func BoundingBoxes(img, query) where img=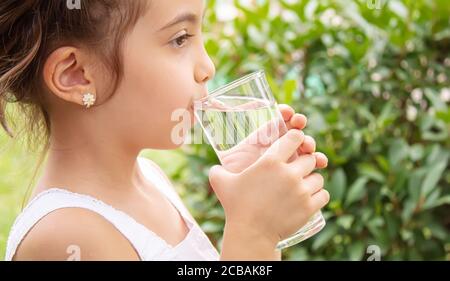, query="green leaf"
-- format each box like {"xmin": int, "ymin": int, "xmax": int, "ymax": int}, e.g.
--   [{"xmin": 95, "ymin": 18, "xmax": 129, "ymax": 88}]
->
[
  {"xmin": 348, "ymin": 241, "xmax": 365, "ymax": 261},
  {"xmin": 422, "ymin": 189, "xmax": 441, "ymax": 210},
  {"xmin": 435, "ymin": 109, "xmax": 450, "ymax": 124},
  {"xmin": 200, "ymin": 221, "xmax": 224, "ymax": 233},
  {"xmin": 385, "ymin": 214, "xmax": 400, "ymax": 241},
  {"xmin": 375, "ymin": 155, "xmax": 390, "ymax": 173},
  {"xmin": 408, "ymin": 169, "xmax": 425, "ymax": 203},
  {"xmin": 366, "ymin": 217, "xmax": 387, "ymax": 244},
  {"xmin": 422, "ymin": 120, "xmax": 449, "ymax": 141},
  {"xmin": 312, "ymin": 223, "xmax": 338, "ymax": 251},
  {"xmin": 345, "ymin": 177, "xmax": 369, "ymax": 207},
  {"xmin": 247, "ymin": 24, "xmax": 266, "ymax": 46},
  {"xmin": 421, "ymin": 158, "xmax": 448, "ymax": 197},
  {"xmin": 401, "ymin": 198, "xmax": 417, "ymax": 223},
  {"xmin": 427, "ymin": 222, "xmax": 449, "ymax": 240},
  {"xmin": 424, "ymin": 88, "xmax": 446, "ymax": 111},
  {"xmin": 327, "ymin": 168, "xmax": 347, "ymax": 203},
  {"xmin": 426, "ymin": 144, "xmax": 443, "ymax": 165},
  {"xmin": 388, "ymin": 0, "xmax": 408, "ymax": 20},
  {"xmin": 424, "ymin": 195, "xmax": 450, "ymax": 210},
  {"xmin": 266, "ymin": 74, "xmax": 282, "ymax": 100},
  {"xmin": 337, "ymin": 215, "xmax": 354, "ymax": 230},
  {"xmin": 282, "ymin": 79, "xmax": 297, "ymax": 104},
  {"xmin": 409, "ymin": 144, "xmax": 424, "ymax": 162},
  {"xmin": 388, "ymin": 139, "xmax": 409, "ymax": 167},
  {"xmin": 358, "ymin": 163, "xmax": 385, "ymax": 183}
]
